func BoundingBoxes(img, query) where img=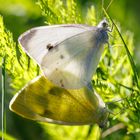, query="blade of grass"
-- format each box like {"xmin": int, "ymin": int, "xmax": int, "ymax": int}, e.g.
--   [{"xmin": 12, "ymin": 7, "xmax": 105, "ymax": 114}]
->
[
  {"xmin": 1, "ymin": 56, "xmax": 6, "ymax": 140},
  {"xmin": 0, "ymin": 131, "xmax": 16, "ymax": 140},
  {"xmin": 102, "ymin": 7, "xmax": 140, "ymax": 89}
]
